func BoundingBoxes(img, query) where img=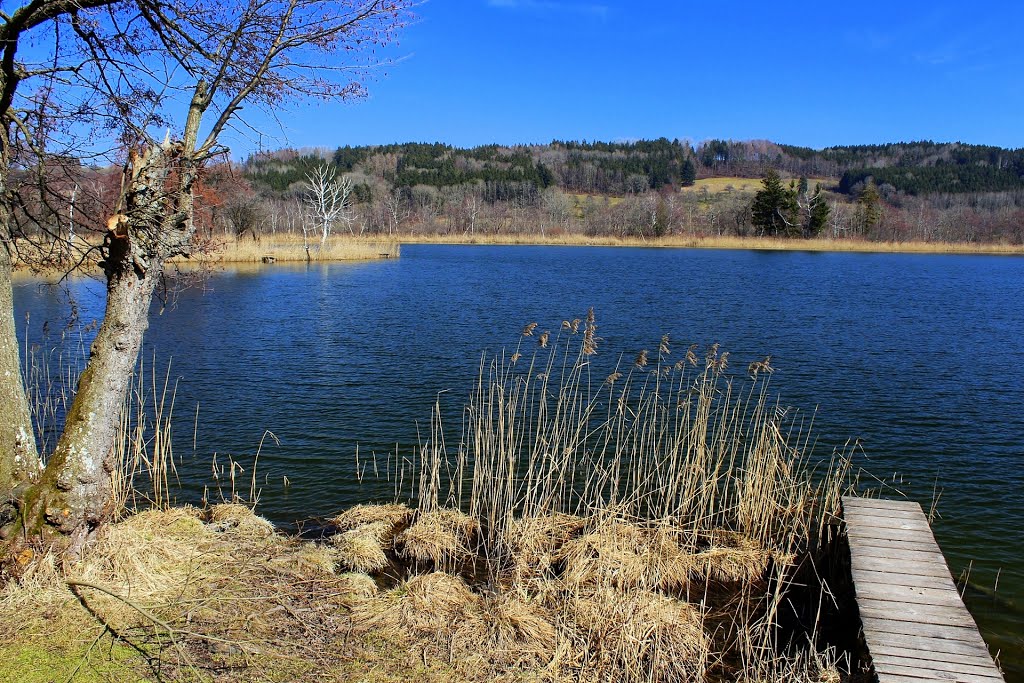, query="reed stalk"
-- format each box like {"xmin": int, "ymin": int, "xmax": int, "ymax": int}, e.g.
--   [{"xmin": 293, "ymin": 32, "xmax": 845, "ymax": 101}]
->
[{"xmin": 23, "ymin": 324, "xmax": 184, "ymax": 517}]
